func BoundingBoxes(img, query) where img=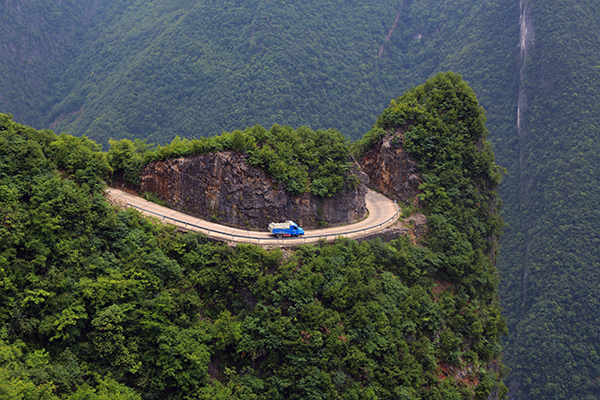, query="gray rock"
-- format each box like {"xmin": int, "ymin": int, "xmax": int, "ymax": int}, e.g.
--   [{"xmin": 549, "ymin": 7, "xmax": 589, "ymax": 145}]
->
[
  {"xmin": 140, "ymin": 151, "xmax": 367, "ymax": 230},
  {"xmin": 357, "ymin": 129, "xmax": 420, "ymax": 205}
]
